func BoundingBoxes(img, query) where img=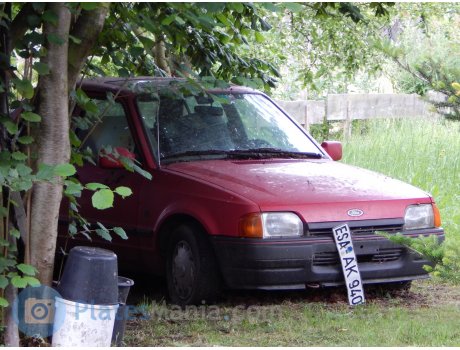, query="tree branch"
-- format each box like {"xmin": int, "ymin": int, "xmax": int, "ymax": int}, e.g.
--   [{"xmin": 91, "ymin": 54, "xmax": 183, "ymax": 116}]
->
[{"xmin": 67, "ymin": 3, "xmax": 110, "ymax": 91}]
